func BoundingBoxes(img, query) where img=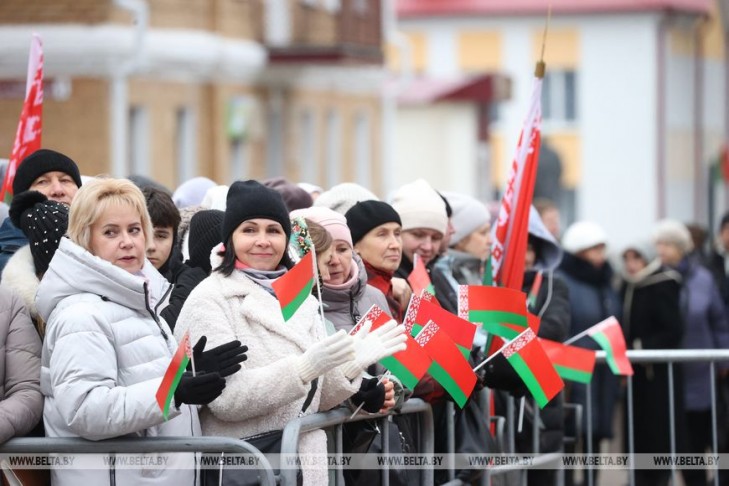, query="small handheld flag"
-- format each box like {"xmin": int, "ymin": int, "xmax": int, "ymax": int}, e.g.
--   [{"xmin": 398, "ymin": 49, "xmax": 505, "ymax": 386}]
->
[
  {"xmin": 539, "ymin": 338, "xmax": 596, "ymax": 384},
  {"xmin": 408, "ymin": 253, "xmax": 435, "ymax": 297},
  {"xmin": 587, "ymin": 317, "xmax": 633, "ymax": 376},
  {"xmin": 156, "ymin": 330, "xmax": 192, "ymax": 420},
  {"xmin": 272, "ymin": 251, "xmax": 315, "ymax": 321}
]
